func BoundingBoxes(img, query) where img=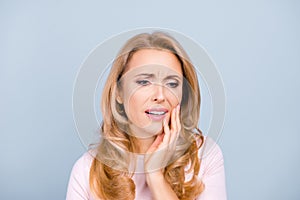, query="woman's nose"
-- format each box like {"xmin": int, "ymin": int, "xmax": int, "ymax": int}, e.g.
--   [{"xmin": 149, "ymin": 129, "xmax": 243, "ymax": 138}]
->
[{"xmin": 152, "ymin": 84, "xmax": 165, "ymax": 102}]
